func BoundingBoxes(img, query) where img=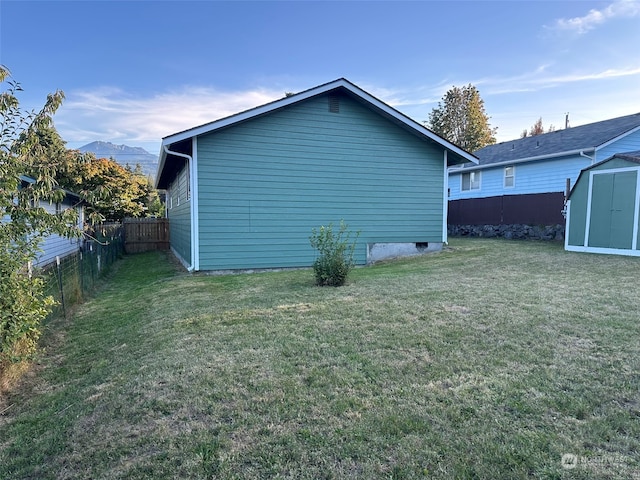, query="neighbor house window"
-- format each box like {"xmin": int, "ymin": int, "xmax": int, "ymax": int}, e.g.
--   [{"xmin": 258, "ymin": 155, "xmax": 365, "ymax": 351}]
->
[
  {"xmin": 504, "ymin": 166, "xmax": 515, "ymax": 188},
  {"xmin": 461, "ymin": 171, "xmax": 481, "ymax": 191}
]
